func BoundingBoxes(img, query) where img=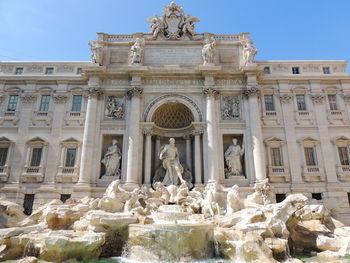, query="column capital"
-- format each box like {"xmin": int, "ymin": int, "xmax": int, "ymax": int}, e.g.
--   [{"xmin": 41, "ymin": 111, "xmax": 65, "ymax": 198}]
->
[
  {"xmin": 203, "ymin": 87, "xmax": 220, "ymax": 98},
  {"xmin": 20, "ymin": 93, "xmax": 37, "ymax": 104},
  {"xmin": 143, "ymin": 127, "xmax": 153, "ymax": 136},
  {"xmin": 126, "ymin": 86, "xmax": 143, "ymax": 99},
  {"xmin": 243, "ymin": 85, "xmax": 260, "ymax": 97},
  {"xmin": 311, "ymin": 93, "xmax": 325, "ymax": 104},
  {"xmin": 280, "ymin": 94, "xmax": 293, "ymax": 104},
  {"xmin": 86, "ymin": 86, "xmax": 104, "ymax": 100},
  {"xmin": 191, "ymin": 129, "xmax": 204, "ymax": 136}
]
